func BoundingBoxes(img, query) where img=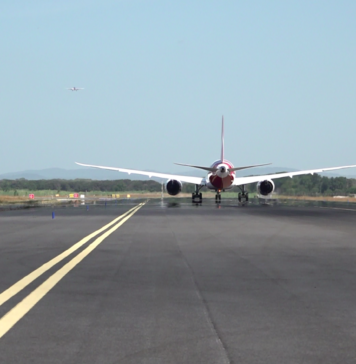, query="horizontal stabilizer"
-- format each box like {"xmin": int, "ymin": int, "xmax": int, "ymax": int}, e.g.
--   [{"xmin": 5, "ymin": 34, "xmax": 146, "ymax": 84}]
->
[
  {"xmin": 228, "ymin": 163, "xmax": 272, "ymax": 172},
  {"xmin": 174, "ymin": 163, "xmax": 217, "ymax": 172},
  {"xmin": 175, "ymin": 162, "xmax": 271, "ymax": 173}
]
